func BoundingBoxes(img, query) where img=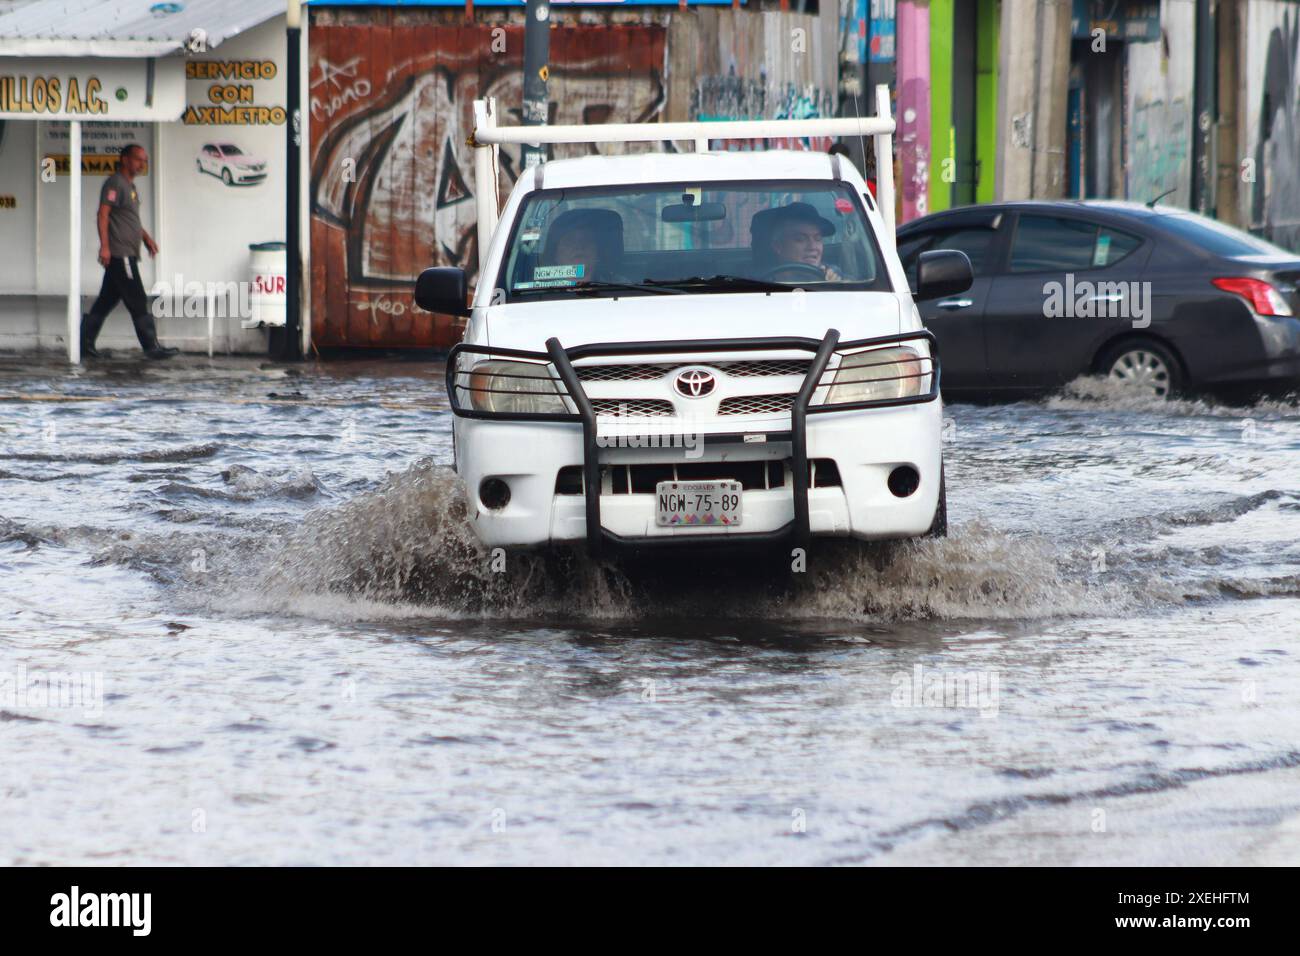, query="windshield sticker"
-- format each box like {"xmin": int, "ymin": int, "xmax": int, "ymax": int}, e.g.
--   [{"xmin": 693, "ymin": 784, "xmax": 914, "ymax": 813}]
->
[
  {"xmin": 1093, "ymin": 234, "xmax": 1112, "ymax": 267},
  {"xmin": 515, "ymin": 280, "xmax": 573, "ymax": 290},
  {"xmin": 834, "ymin": 197, "xmax": 854, "ymax": 214}
]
